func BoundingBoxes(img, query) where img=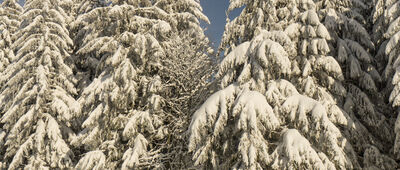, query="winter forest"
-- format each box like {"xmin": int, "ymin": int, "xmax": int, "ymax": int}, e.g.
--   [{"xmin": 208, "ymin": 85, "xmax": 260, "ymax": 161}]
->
[{"xmin": 2, "ymin": 0, "xmax": 400, "ymax": 169}]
